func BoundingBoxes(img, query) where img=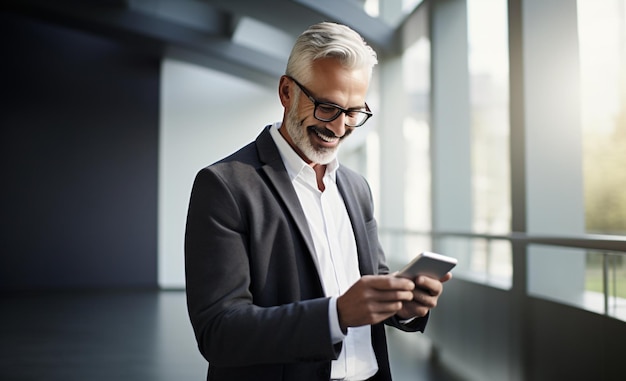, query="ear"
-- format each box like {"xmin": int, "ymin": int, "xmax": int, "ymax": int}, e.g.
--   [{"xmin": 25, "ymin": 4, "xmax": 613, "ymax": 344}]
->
[{"xmin": 278, "ymin": 75, "xmax": 292, "ymax": 108}]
